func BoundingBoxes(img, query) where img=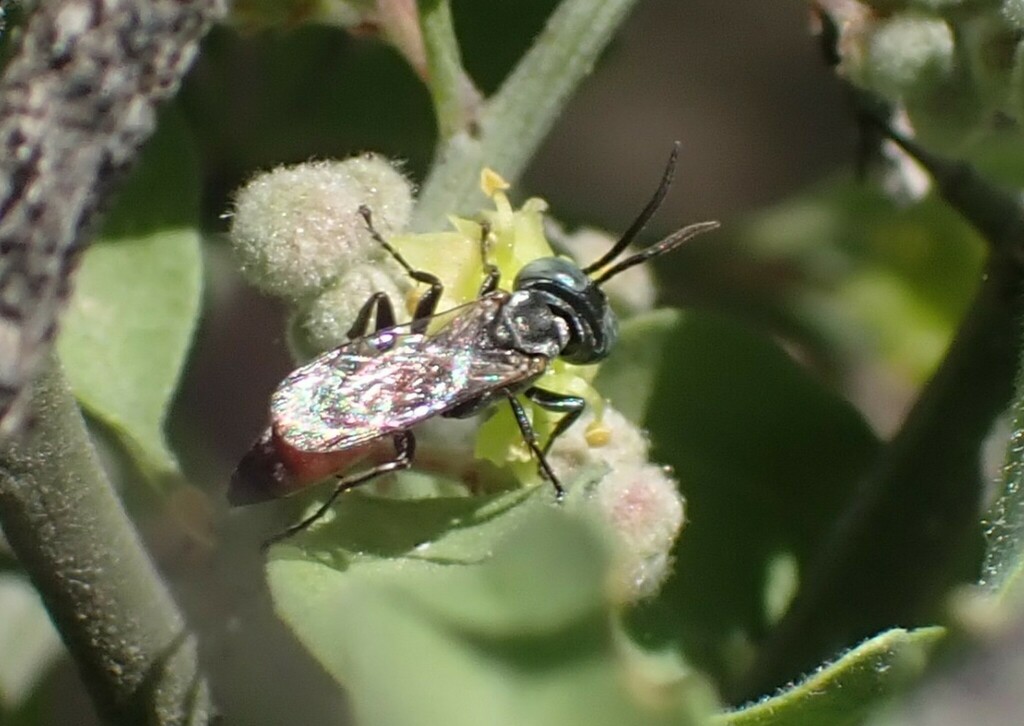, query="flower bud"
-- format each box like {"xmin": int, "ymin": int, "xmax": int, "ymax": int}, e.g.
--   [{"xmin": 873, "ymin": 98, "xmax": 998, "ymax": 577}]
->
[
  {"xmin": 593, "ymin": 462, "xmax": 685, "ymax": 603},
  {"xmin": 229, "ymin": 155, "xmax": 413, "ymax": 300},
  {"xmin": 549, "ymin": 405, "xmax": 685, "ymax": 601},
  {"xmin": 907, "ymin": 0, "xmax": 970, "ymax": 12},
  {"xmin": 230, "ymin": 0, "xmax": 369, "ymax": 29},
  {"xmin": 1004, "ymin": 0, "xmax": 1024, "ymax": 29},
  {"xmin": 548, "ymin": 406, "xmax": 650, "ymax": 476},
  {"xmin": 849, "ymin": 14, "xmax": 955, "ymax": 101},
  {"xmin": 289, "ymin": 262, "xmax": 409, "ymax": 360}
]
